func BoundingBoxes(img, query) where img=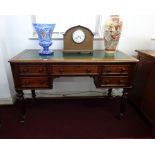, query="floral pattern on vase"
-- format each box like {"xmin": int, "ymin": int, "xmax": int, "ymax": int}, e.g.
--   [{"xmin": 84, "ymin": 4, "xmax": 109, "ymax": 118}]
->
[
  {"xmin": 33, "ymin": 23, "xmax": 55, "ymax": 55},
  {"xmin": 104, "ymin": 15, "xmax": 122, "ymax": 54}
]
